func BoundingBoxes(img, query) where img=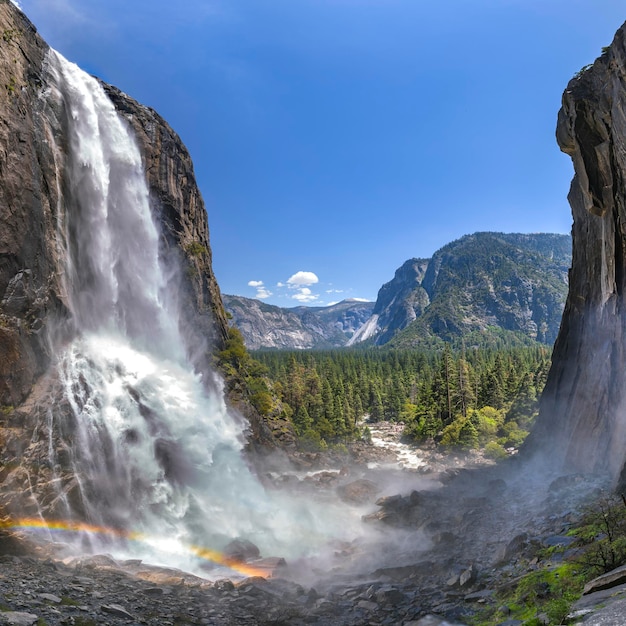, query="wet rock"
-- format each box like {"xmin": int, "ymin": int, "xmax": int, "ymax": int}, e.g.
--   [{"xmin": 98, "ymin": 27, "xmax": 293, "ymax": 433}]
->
[
  {"xmin": 583, "ymin": 563, "xmax": 626, "ymax": 595},
  {"xmin": 262, "ymin": 578, "xmax": 305, "ymax": 600},
  {"xmin": 336, "ymin": 478, "xmax": 381, "ymax": 505},
  {"xmin": 66, "ymin": 554, "xmax": 119, "ymax": 570},
  {"xmin": 0, "ymin": 614, "xmax": 40, "ymax": 626},
  {"xmin": 464, "ymin": 589, "xmax": 493, "ymax": 603},
  {"xmin": 362, "ymin": 509, "xmax": 392, "ymax": 524},
  {"xmin": 38, "ymin": 593, "xmax": 61, "ymax": 603},
  {"xmin": 141, "ymin": 587, "xmax": 164, "ymax": 597},
  {"xmin": 458, "ymin": 565, "xmax": 475, "ymax": 587},
  {"xmin": 101, "ymin": 604, "xmax": 134, "ymax": 619},
  {"xmin": 502, "ymin": 533, "xmax": 528, "ymax": 563},
  {"xmin": 432, "ymin": 531, "xmax": 460, "ymax": 548},
  {"xmin": 541, "ymin": 534, "xmax": 575, "ymax": 548},
  {"xmin": 375, "ymin": 494, "xmax": 404, "ymax": 508},
  {"xmin": 130, "ymin": 563, "xmax": 203, "ymax": 586},
  {"xmin": 404, "ymin": 616, "xmax": 467, "ymax": 625},
  {"xmin": 446, "ymin": 574, "xmax": 460, "ymax": 587},
  {"xmin": 305, "ymin": 588, "xmax": 320, "ymax": 606},
  {"xmin": 304, "ymin": 470, "xmax": 341, "ymax": 487},
  {"xmin": 357, "ymin": 600, "xmax": 378, "ymax": 611},
  {"xmin": 571, "ymin": 581, "xmax": 626, "ymax": 619},
  {"xmin": 371, "ymin": 564, "xmax": 424, "ymax": 581},
  {"xmin": 214, "ymin": 579, "xmax": 235, "ymax": 592},
  {"xmin": 247, "ymin": 556, "xmax": 287, "ymax": 578},
  {"xmin": 548, "ymin": 474, "xmax": 585, "ymax": 493},
  {"xmin": 374, "ymin": 585, "xmax": 406, "ymax": 604},
  {"xmin": 223, "ymin": 538, "xmax": 261, "ymax": 562},
  {"xmin": 313, "ymin": 598, "xmax": 335, "ymax": 612},
  {"xmin": 409, "ymin": 490, "xmax": 423, "ymax": 506}
]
